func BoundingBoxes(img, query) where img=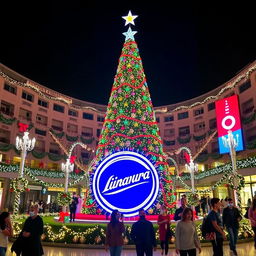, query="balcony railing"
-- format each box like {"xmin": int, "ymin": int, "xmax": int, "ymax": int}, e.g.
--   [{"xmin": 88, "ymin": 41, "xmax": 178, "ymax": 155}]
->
[
  {"xmin": 51, "ymin": 125, "xmax": 63, "ymax": 132},
  {"xmin": 243, "ymin": 106, "xmax": 254, "ymax": 114}
]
